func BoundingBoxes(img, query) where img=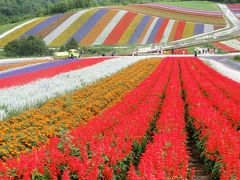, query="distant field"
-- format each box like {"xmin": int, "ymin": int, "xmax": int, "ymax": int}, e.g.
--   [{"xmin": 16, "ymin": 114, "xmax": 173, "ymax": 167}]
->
[
  {"xmin": 0, "ymin": 1, "xmax": 225, "ymax": 47},
  {"xmin": 157, "ymin": 1, "xmax": 220, "ymax": 12}
]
